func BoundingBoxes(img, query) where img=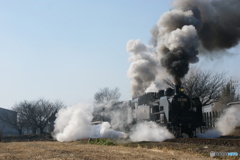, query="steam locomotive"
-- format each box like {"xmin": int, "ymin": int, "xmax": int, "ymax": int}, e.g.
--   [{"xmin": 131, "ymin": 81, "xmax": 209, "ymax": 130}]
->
[
  {"xmin": 131, "ymin": 85, "xmax": 205, "ymax": 137},
  {"xmin": 92, "ymin": 85, "xmax": 205, "ymax": 138}
]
